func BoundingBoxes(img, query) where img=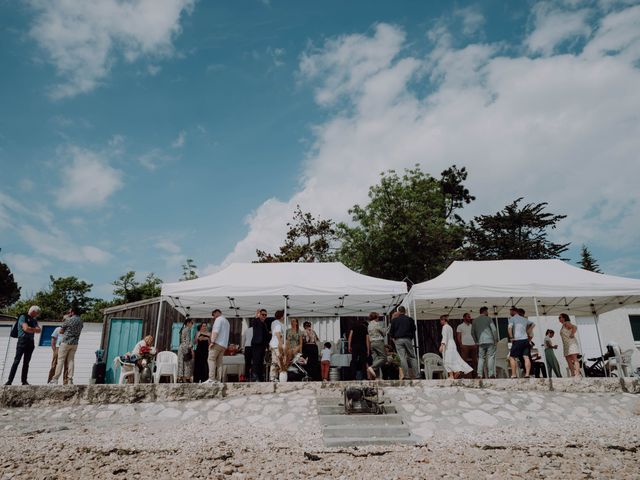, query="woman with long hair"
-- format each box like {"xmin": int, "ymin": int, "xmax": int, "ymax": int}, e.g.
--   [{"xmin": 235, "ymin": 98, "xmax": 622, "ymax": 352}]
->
[
  {"xmin": 301, "ymin": 321, "xmax": 320, "ymax": 381},
  {"xmin": 559, "ymin": 313, "xmax": 581, "ymax": 376},
  {"xmin": 193, "ymin": 322, "xmax": 211, "ymax": 383},
  {"xmin": 348, "ymin": 317, "xmax": 371, "ymax": 381},
  {"xmin": 177, "ymin": 318, "xmax": 194, "ymax": 382},
  {"xmin": 286, "ymin": 318, "xmax": 302, "ymax": 355},
  {"xmin": 439, "ymin": 315, "xmax": 472, "ymax": 379}
]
